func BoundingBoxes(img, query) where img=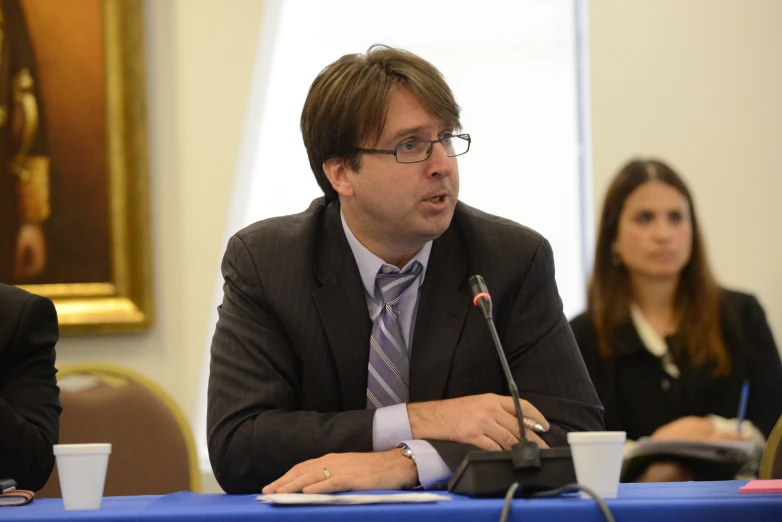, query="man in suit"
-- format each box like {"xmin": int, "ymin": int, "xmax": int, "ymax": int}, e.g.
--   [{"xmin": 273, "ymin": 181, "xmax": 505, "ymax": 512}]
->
[
  {"xmin": 207, "ymin": 45, "xmax": 604, "ymax": 495},
  {"xmin": 0, "ymin": 283, "xmax": 61, "ymax": 491}
]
